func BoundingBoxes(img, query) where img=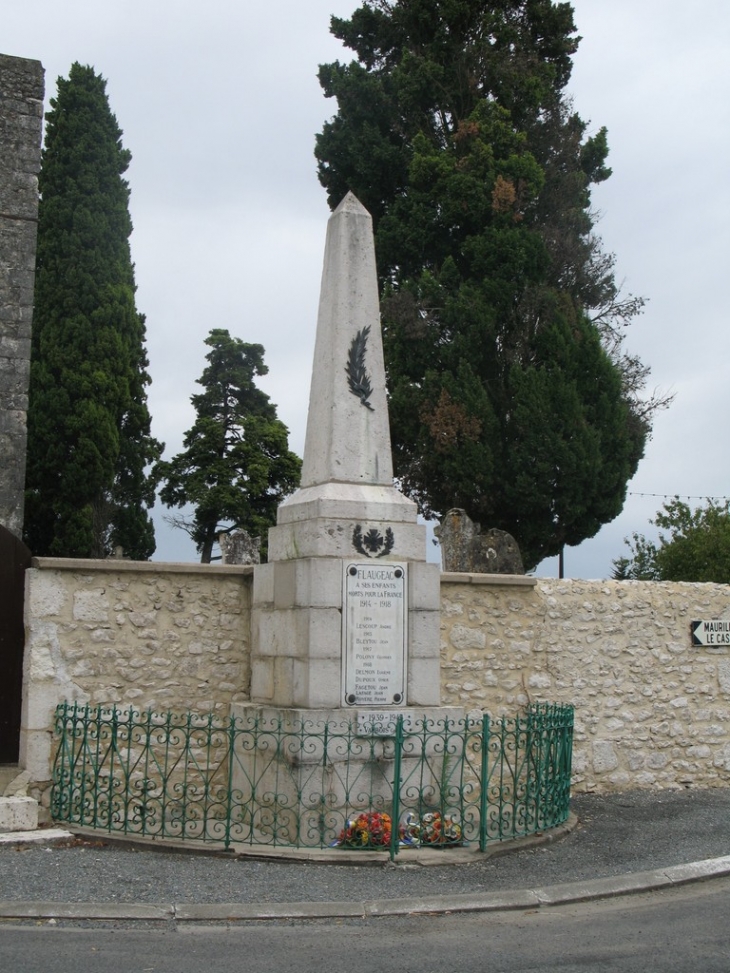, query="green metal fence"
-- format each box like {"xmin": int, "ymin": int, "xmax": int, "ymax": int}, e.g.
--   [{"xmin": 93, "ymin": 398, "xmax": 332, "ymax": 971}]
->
[{"xmin": 51, "ymin": 701, "xmax": 573, "ymax": 859}]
